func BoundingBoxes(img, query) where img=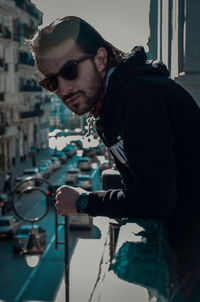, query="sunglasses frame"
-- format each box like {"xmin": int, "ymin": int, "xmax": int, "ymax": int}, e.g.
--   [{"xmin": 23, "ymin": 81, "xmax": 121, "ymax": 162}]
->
[{"xmin": 39, "ymin": 54, "xmax": 94, "ymax": 92}]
